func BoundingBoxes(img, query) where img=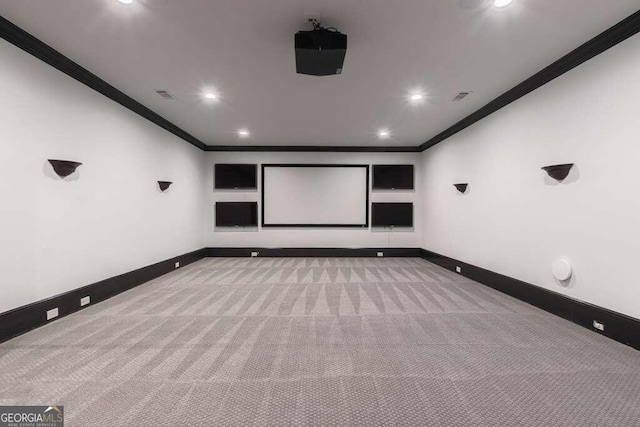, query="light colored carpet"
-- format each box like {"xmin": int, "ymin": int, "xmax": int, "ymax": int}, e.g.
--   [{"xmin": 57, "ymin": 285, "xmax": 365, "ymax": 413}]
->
[{"xmin": 1, "ymin": 257, "xmax": 639, "ymax": 426}]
